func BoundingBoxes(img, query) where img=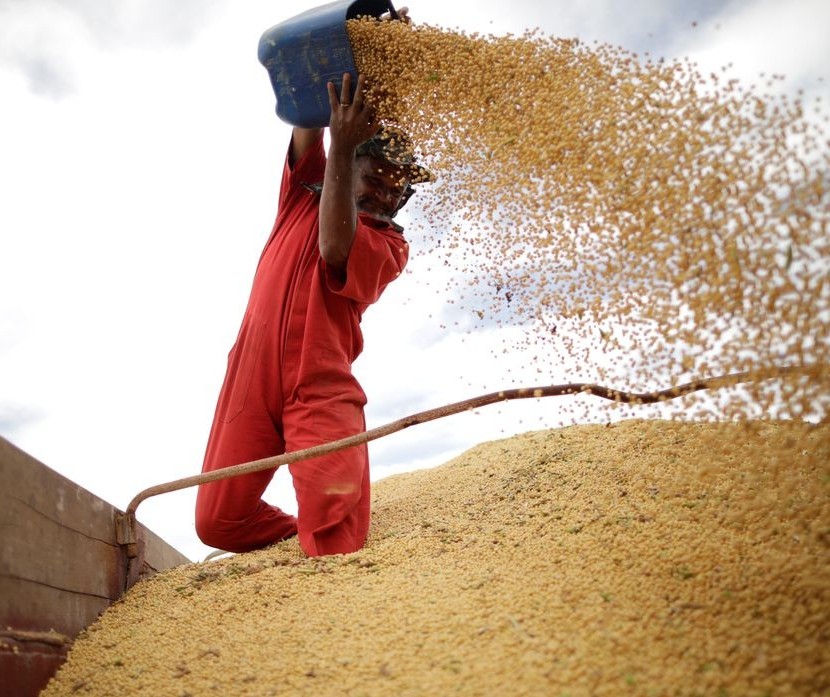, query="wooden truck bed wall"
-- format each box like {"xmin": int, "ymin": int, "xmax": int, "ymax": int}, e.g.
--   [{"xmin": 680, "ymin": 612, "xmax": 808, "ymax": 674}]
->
[{"xmin": 0, "ymin": 436, "xmax": 190, "ymax": 697}]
